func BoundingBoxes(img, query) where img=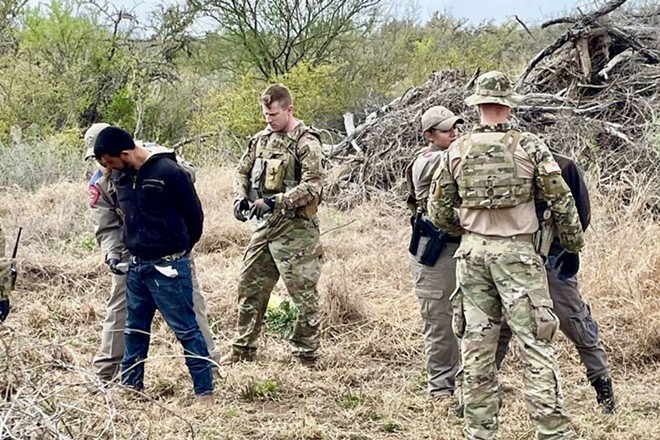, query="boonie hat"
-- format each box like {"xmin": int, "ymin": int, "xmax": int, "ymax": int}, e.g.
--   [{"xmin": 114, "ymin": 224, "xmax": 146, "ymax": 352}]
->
[{"xmin": 464, "ymin": 70, "xmax": 524, "ymax": 108}]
